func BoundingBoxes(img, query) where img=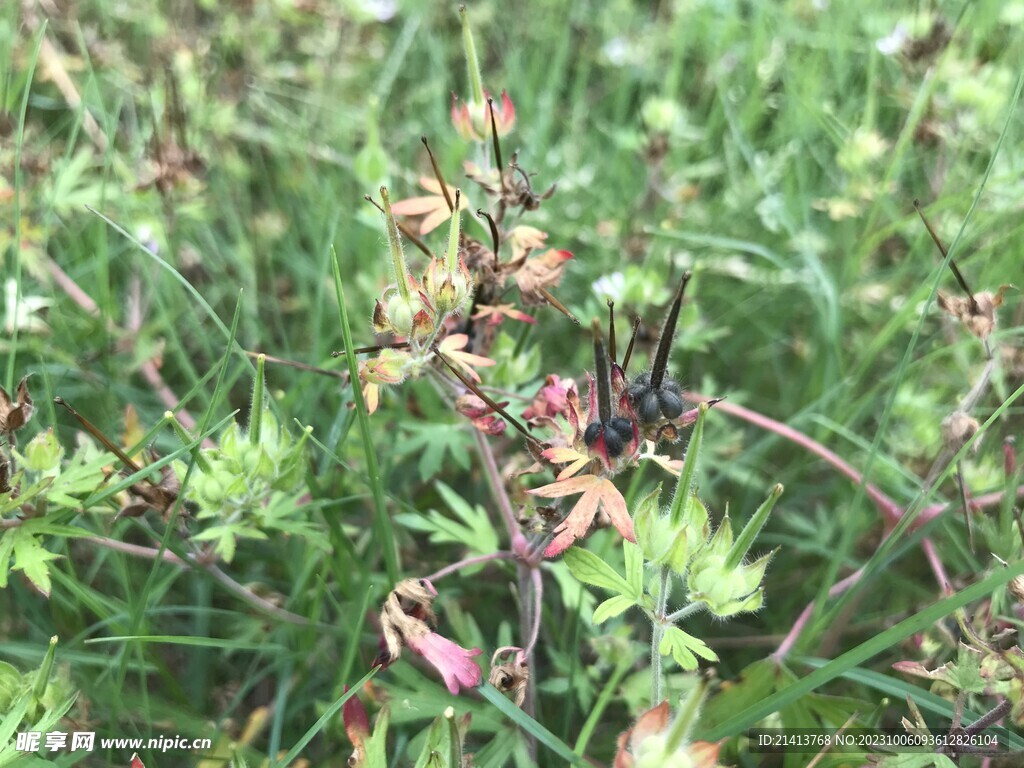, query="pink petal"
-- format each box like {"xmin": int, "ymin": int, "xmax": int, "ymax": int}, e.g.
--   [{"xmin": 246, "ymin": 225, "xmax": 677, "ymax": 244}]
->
[
  {"xmin": 527, "ymin": 474, "xmax": 601, "ymax": 498},
  {"xmin": 598, "ymin": 479, "xmax": 635, "ymax": 543},
  {"xmin": 407, "ymin": 632, "xmax": 482, "ymax": 694},
  {"xmin": 390, "ymin": 196, "xmax": 443, "ymax": 216},
  {"xmin": 421, "ymin": 207, "xmax": 451, "ymax": 235}
]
